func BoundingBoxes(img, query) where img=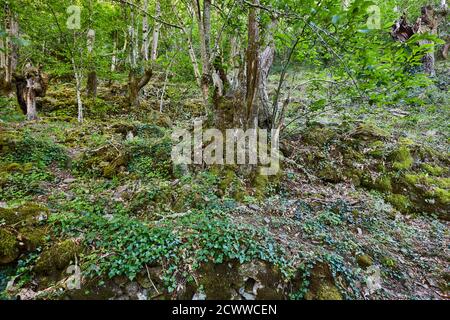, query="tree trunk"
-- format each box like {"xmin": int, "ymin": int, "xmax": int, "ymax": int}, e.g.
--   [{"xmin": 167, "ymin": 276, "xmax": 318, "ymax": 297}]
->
[
  {"xmin": 128, "ymin": 68, "xmax": 152, "ymax": 106},
  {"xmin": 193, "ymin": 0, "xmax": 212, "ymax": 104},
  {"xmin": 258, "ymin": 18, "xmax": 277, "ymax": 129},
  {"xmin": 151, "ymin": 0, "xmax": 161, "ymax": 61},
  {"xmin": 26, "ymin": 77, "xmax": 37, "ymax": 121},
  {"xmin": 142, "ymin": 0, "xmax": 150, "ymax": 61},
  {"xmin": 111, "ymin": 31, "xmax": 118, "ymax": 72},
  {"xmin": 14, "ymin": 64, "xmax": 48, "ymax": 120},
  {"xmin": 245, "ymin": 0, "xmax": 260, "ymax": 129},
  {"xmin": 86, "ymin": 71, "xmax": 97, "ymax": 98},
  {"xmin": 392, "ymin": 4, "xmax": 448, "ymax": 76},
  {"xmin": 212, "ymin": 0, "xmax": 261, "ymax": 130},
  {"xmin": 86, "ymin": 28, "xmax": 97, "ymax": 98},
  {"xmin": 1, "ymin": 4, "xmax": 19, "ymax": 94}
]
